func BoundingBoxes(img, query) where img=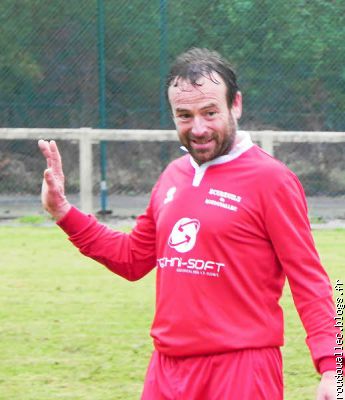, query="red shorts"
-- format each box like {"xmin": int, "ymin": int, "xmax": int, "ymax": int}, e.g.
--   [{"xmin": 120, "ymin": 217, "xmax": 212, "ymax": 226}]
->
[{"xmin": 141, "ymin": 347, "xmax": 283, "ymax": 400}]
